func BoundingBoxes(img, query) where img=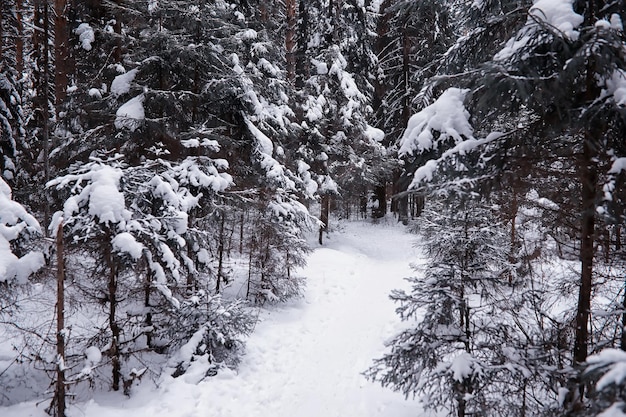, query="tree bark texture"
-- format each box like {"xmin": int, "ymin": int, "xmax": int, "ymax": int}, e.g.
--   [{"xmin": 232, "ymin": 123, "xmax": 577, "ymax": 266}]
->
[
  {"xmin": 54, "ymin": 0, "xmax": 69, "ymax": 107},
  {"xmin": 55, "ymin": 222, "xmax": 66, "ymax": 417},
  {"xmin": 33, "ymin": 0, "xmax": 52, "ymax": 234},
  {"xmin": 16, "ymin": 0, "xmax": 23, "ymax": 73},
  {"xmin": 105, "ymin": 240, "xmax": 121, "ymax": 391},
  {"xmin": 285, "ymin": 0, "xmax": 296, "ymax": 82},
  {"xmin": 295, "ymin": 1, "xmax": 308, "ymax": 89},
  {"xmin": 318, "ymin": 194, "xmax": 330, "ymax": 245}
]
